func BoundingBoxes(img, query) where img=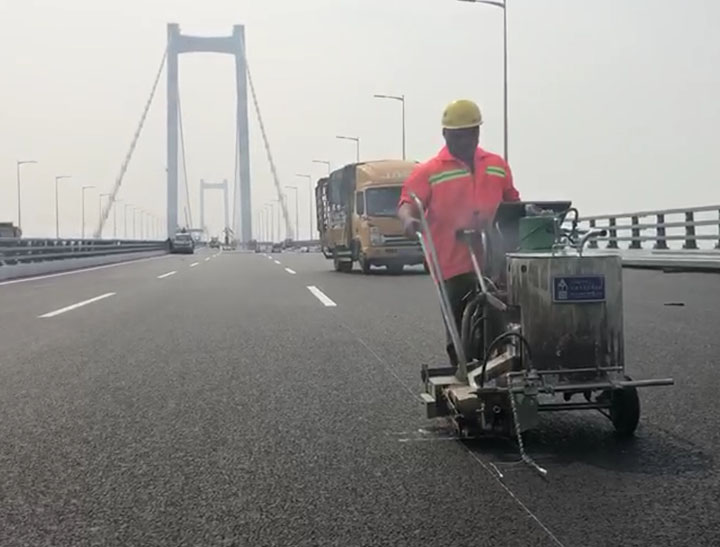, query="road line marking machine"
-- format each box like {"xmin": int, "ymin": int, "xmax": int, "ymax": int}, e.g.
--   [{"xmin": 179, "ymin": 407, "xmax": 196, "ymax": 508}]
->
[{"xmin": 413, "ymin": 195, "xmax": 674, "ymax": 476}]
